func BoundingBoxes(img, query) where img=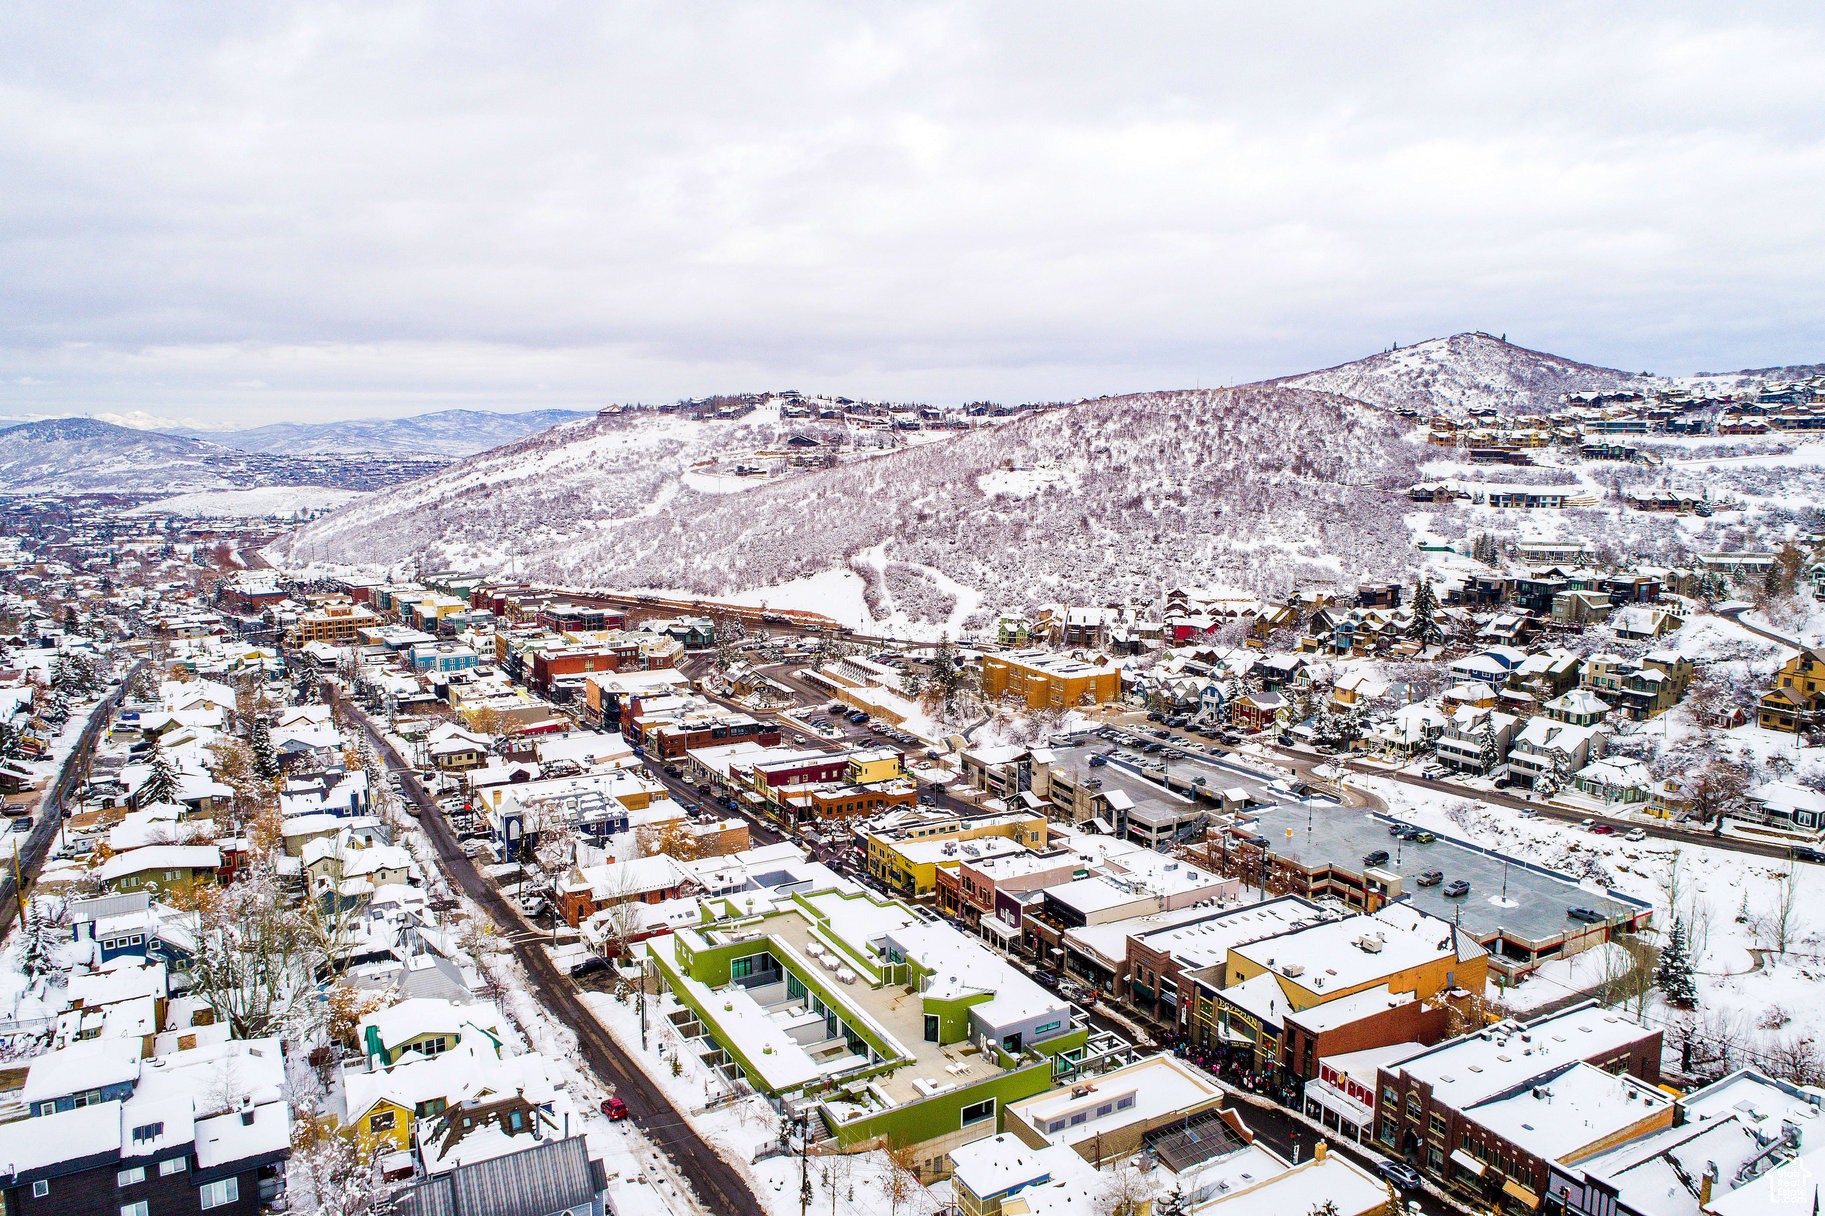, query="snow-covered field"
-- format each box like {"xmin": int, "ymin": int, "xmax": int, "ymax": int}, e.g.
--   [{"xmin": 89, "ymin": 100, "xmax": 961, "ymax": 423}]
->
[{"xmin": 126, "ymin": 486, "xmax": 372, "ymax": 518}]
